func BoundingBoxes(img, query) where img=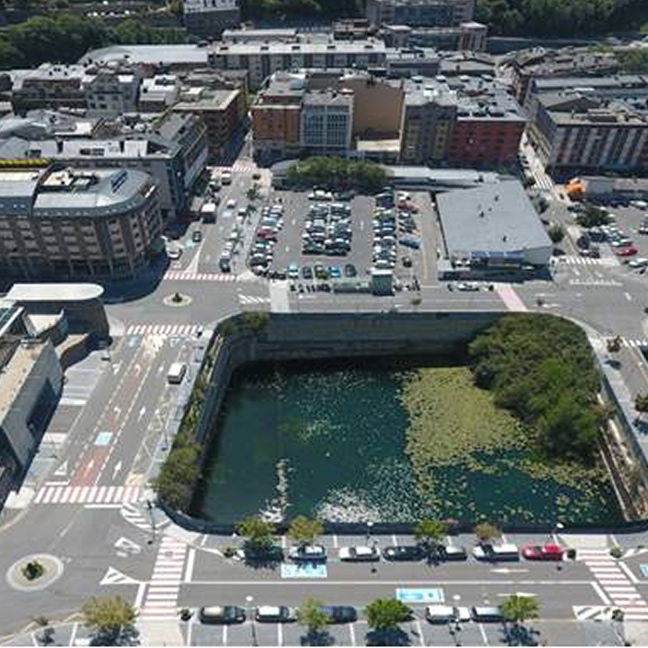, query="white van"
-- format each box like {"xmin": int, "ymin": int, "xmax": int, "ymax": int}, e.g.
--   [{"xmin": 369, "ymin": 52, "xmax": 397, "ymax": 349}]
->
[
  {"xmin": 425, "ymin": 606, "xmax": 455, "ymax": 624},
  {"xmin": 167, "ymin": 362, "xmax": 187, "ymax": 384}
]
